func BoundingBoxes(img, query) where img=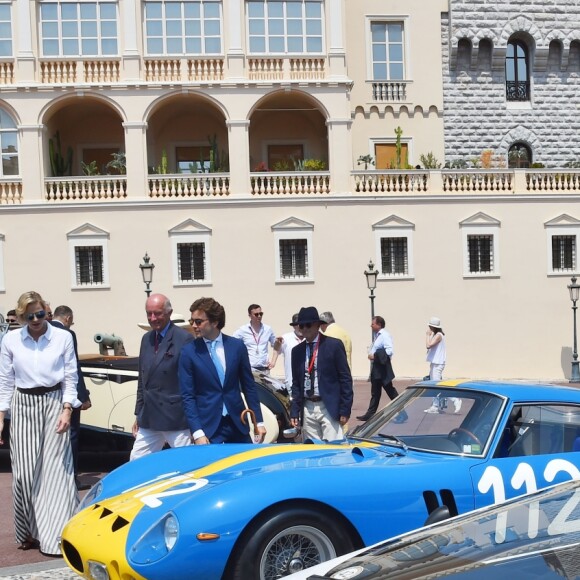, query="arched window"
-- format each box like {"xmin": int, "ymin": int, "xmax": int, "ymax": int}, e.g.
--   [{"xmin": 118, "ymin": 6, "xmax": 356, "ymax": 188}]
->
[
  {"xmin": 0, "ymin": 109, "xmax": 18, "ymax": 176},
  {"xmin": 505, "ymin": 40, "xmax": 530, "ymax": 101},
  {"xmin": 456, "ymin": 38, "xmax": 471, "ymax": 72},
  {"xmin": 508, "ymin": 142, "xmax": 532, "ymax": 168}
]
